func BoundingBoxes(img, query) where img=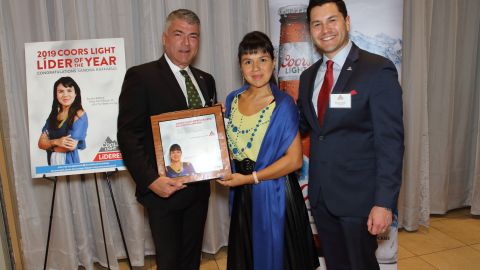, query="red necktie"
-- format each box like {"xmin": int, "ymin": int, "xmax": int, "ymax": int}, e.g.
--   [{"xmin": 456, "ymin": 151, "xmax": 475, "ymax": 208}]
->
[{"xmin": 317, "ymin": 60, "xmax": 334, "ymax": 126}]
